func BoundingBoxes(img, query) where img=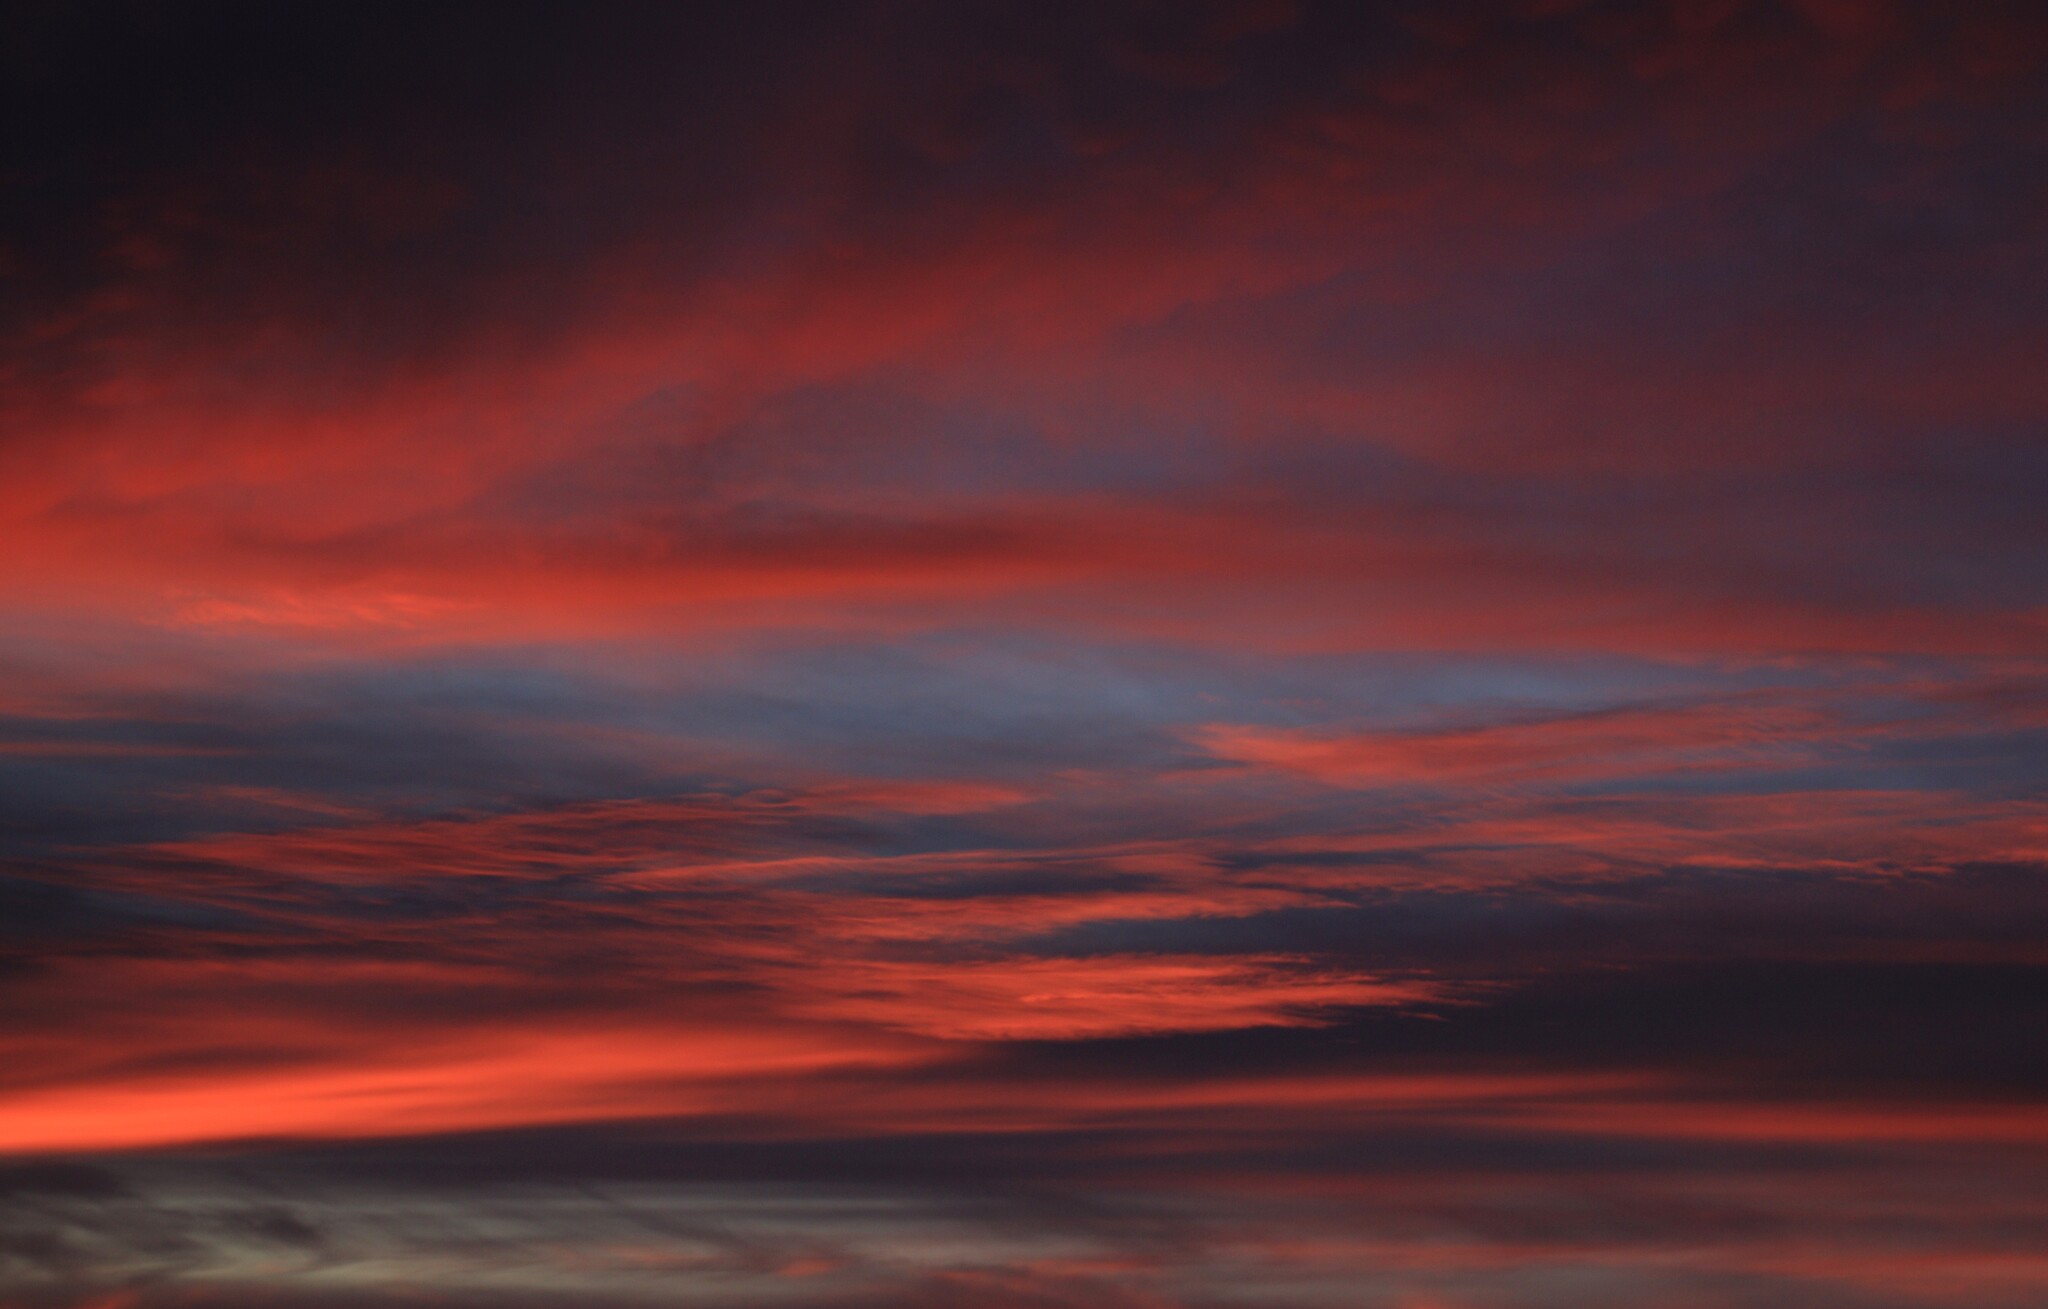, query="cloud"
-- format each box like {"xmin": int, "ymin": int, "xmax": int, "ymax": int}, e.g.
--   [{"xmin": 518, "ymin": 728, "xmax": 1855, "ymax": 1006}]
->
[
  {"xmin": 791, "ymin": 953, "xmax": 1433, "ymax": 1040},
  {"xmin": 5, "ymin": 3, "xmax": 2048, "ymax": 1306},
  {"xmin": 4, "ymin": 3, "xmax": 2045, "ymax": 658}
]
